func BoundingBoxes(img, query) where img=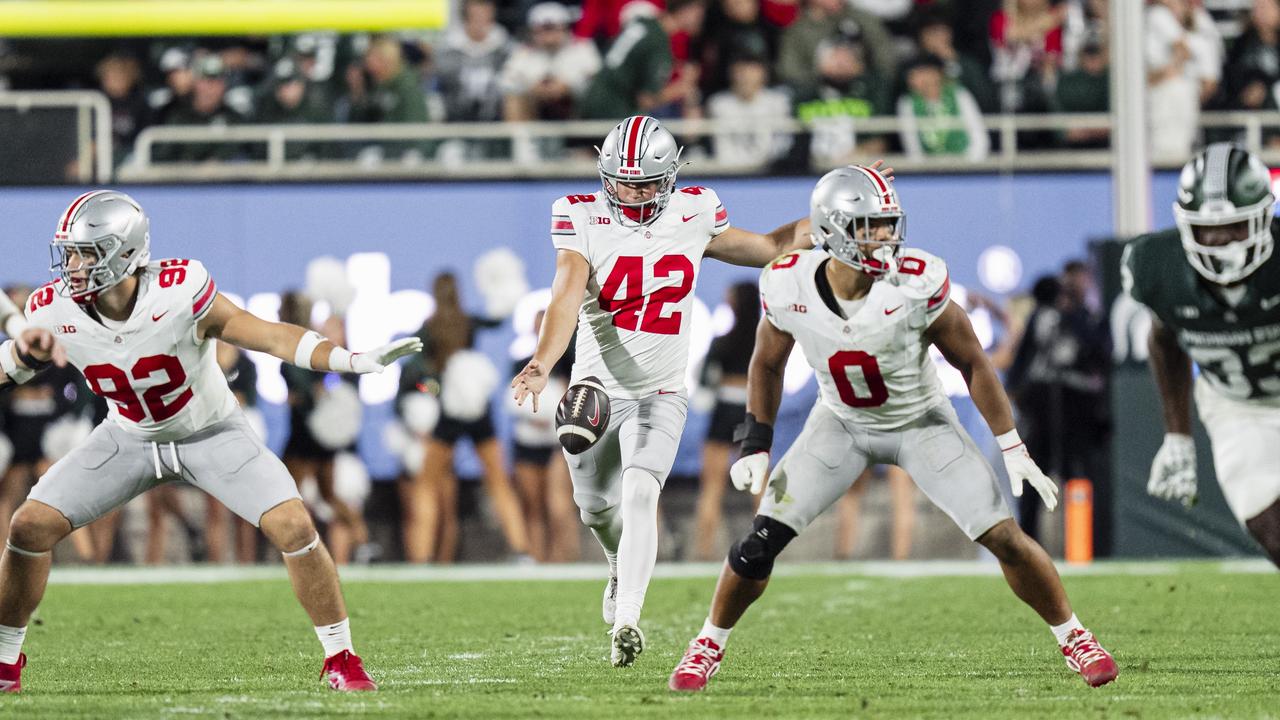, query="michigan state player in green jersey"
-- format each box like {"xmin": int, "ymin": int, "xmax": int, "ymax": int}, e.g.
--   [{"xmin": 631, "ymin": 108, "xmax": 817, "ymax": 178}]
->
[{"xmin": 1122, "ymin": 142, "xmax": 1280, "ymax": 568}]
